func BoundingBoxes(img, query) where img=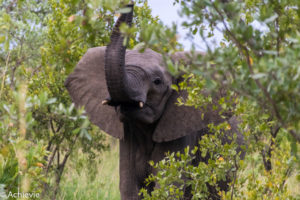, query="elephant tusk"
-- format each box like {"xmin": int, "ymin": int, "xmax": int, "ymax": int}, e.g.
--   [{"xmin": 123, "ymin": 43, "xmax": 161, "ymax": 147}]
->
[
  {"xmin": 139, "ymin": 102, "xmax": 144, "ymax": 108},
  {"xmin": 102, "ymin": 100, "xmax": 109, "ymax": 105}
]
